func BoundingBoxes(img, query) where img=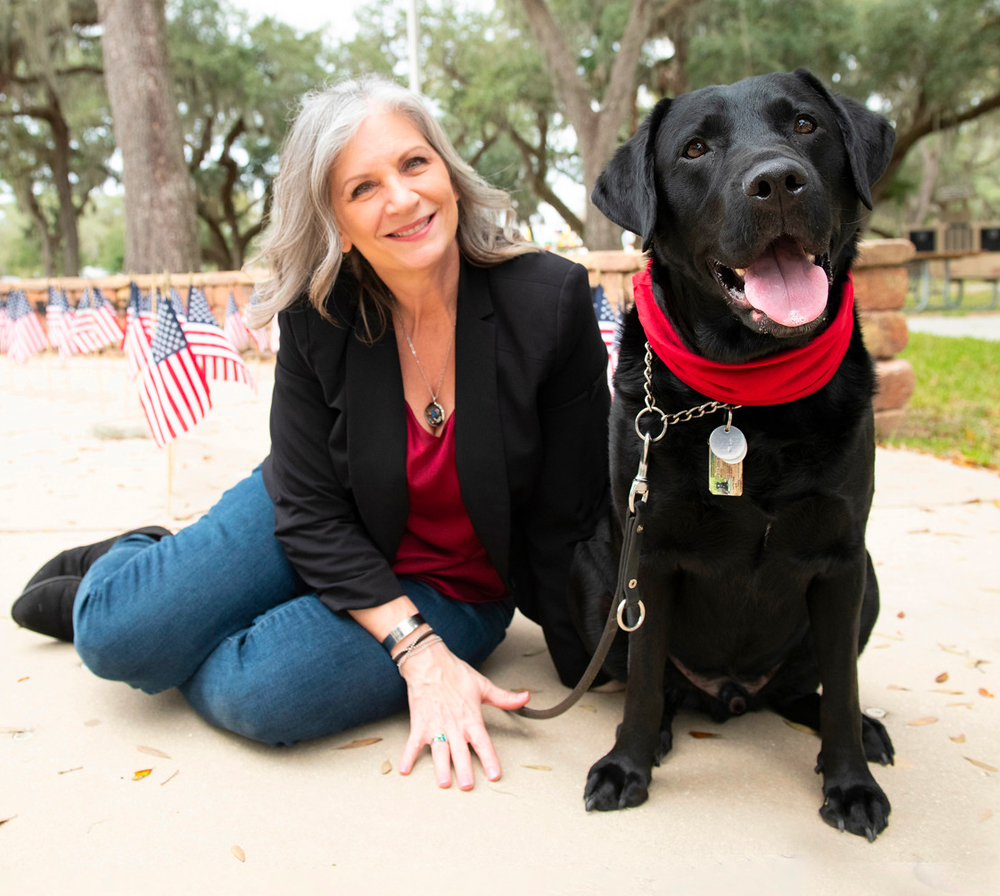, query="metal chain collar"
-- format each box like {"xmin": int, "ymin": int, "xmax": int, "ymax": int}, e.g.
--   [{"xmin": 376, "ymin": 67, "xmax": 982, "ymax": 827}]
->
[{"xmin": 633, "ymin": 341, "xmax": 740, "ymax": 441}]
